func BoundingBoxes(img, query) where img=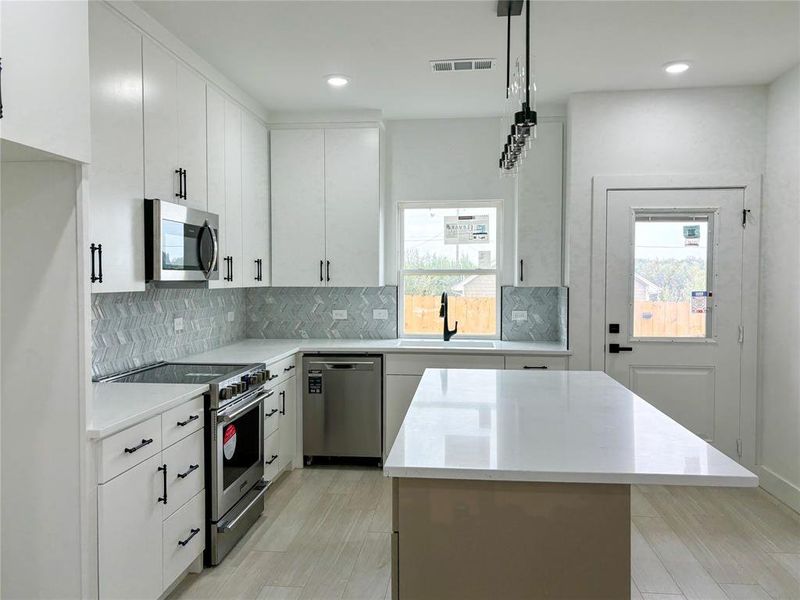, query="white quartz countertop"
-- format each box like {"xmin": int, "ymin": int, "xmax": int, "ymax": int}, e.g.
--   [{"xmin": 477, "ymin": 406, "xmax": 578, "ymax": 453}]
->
[
  {"xmin": 88, "ymin": 382, "xmax": 209, "ymax": 439},
  {"xmin": 383, "ymin": 370, "xmax": 758, "ymax": 487},
  {"xmin": 178, "ymin": 338, "xmax": 569, "ymax": 366}
]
